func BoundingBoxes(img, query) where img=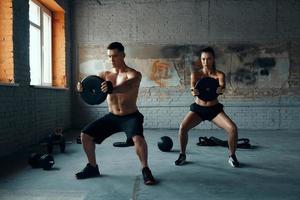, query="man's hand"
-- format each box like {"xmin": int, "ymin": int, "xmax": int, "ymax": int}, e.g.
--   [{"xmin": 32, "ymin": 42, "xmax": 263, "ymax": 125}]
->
[
  {"xmin": 76, "ymin": 81, "xmax": 83, "ymax": 93},
  {"xmin": 191, "ymin": 88, "xmax": 199, "ymax": 96},
  {"xmin": 101, "ymin": 81, "xmax": 113, "ymax": 94}
]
